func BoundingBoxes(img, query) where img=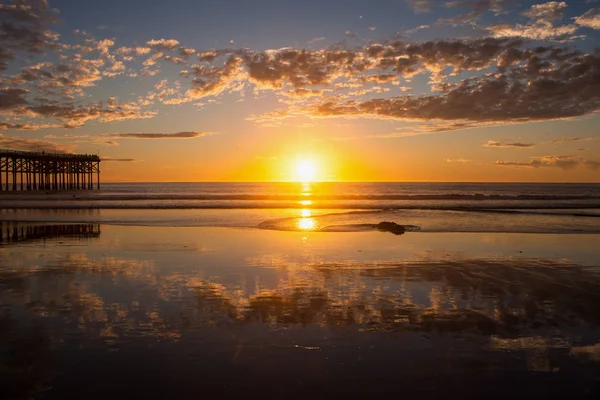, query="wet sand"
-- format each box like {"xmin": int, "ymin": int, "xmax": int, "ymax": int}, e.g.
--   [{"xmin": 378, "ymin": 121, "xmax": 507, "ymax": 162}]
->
[{"xmin": 1, "ymin": 224, "xmax": 600, "ymax": 398}]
